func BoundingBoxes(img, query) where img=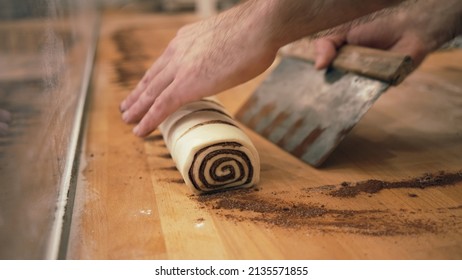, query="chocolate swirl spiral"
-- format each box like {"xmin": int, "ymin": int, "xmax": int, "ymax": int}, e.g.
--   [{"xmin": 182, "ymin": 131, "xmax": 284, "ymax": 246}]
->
[{"xmin": 188, "ymin": 142, "xmax": 254, "ymax": 192}]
